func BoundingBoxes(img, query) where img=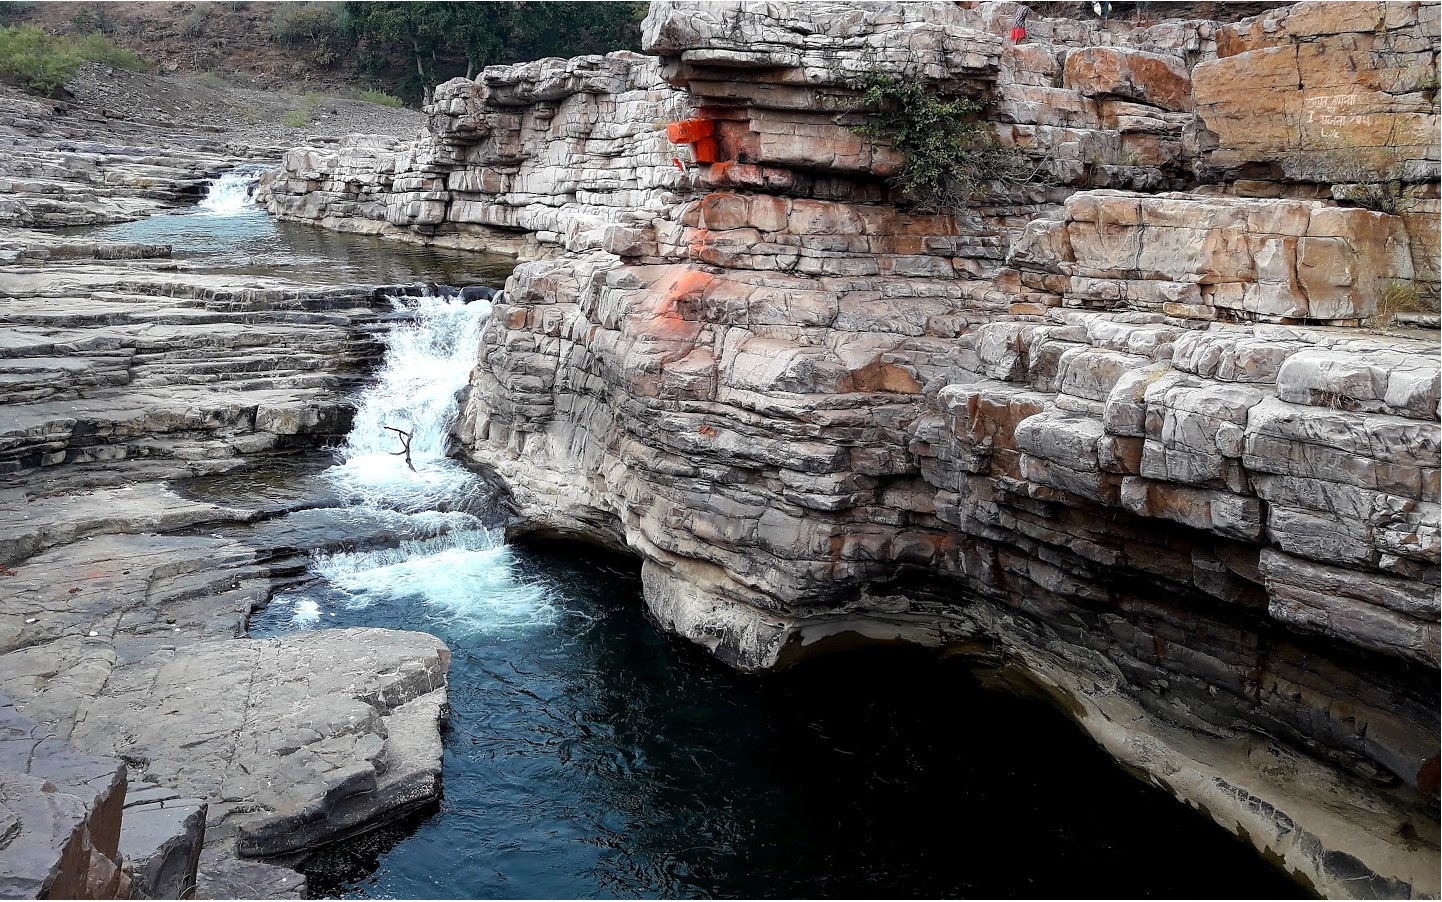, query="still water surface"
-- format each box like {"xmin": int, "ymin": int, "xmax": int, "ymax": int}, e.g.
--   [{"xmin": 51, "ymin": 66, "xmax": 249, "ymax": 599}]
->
[
  {"xmin": 174, "ymin": 175, "xmax": 1305, "ymax": 898},
  {"xmin": 71, "ymin": 168, "xmax": 513, "ymax": 286}
]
